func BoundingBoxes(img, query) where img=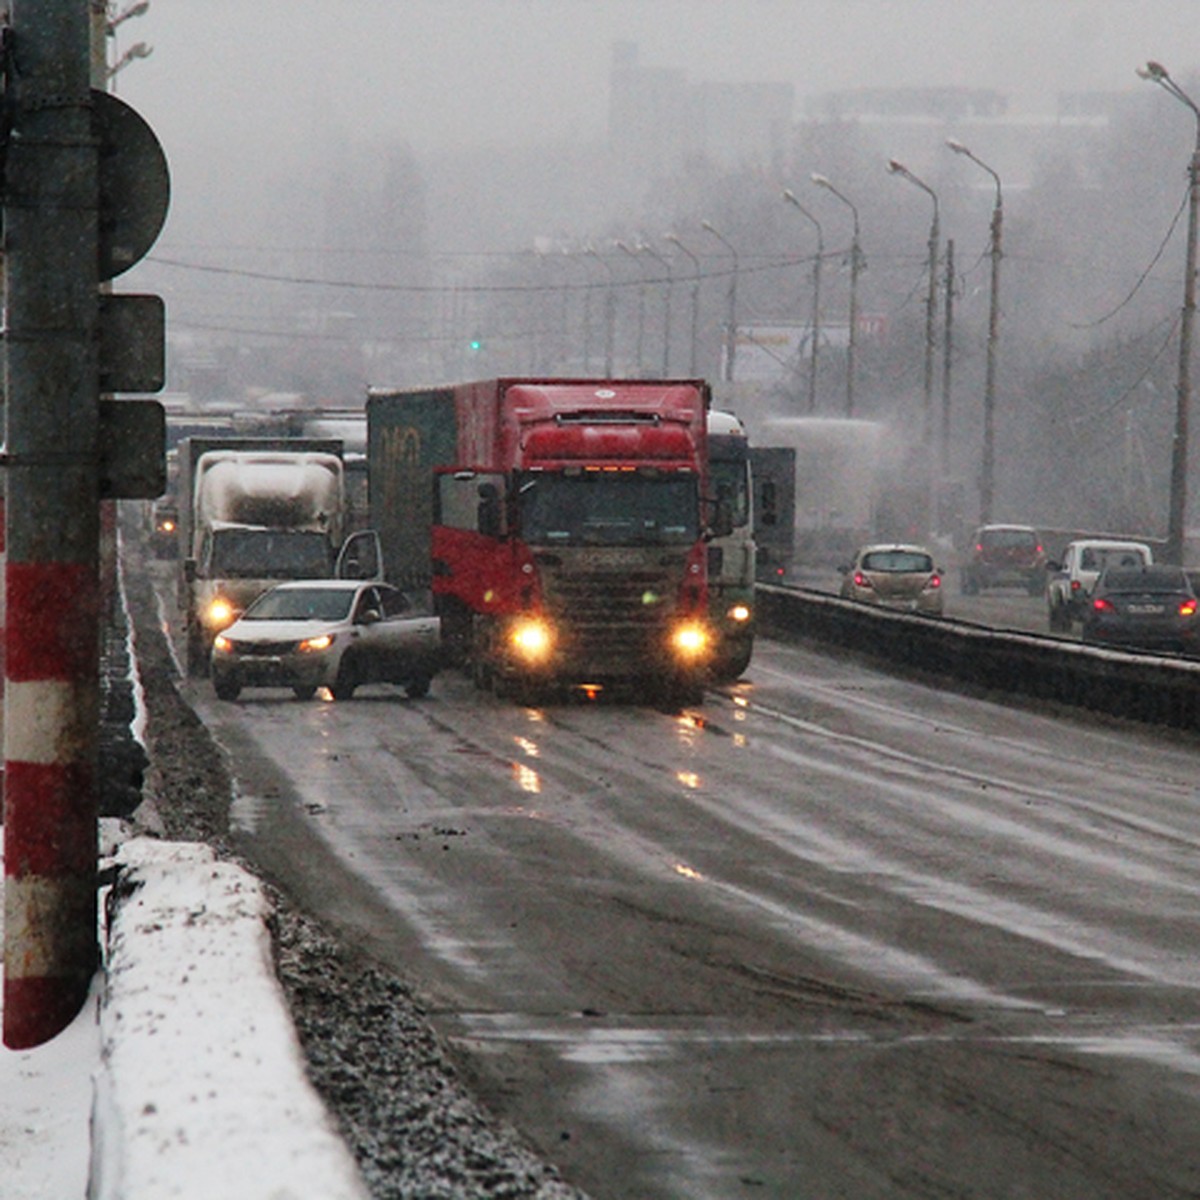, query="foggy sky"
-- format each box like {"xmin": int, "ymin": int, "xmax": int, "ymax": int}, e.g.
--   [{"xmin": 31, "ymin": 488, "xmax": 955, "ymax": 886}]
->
[{"xmin": 117, "ymin": 0, "xmax": 1198, "ymax": 254}]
